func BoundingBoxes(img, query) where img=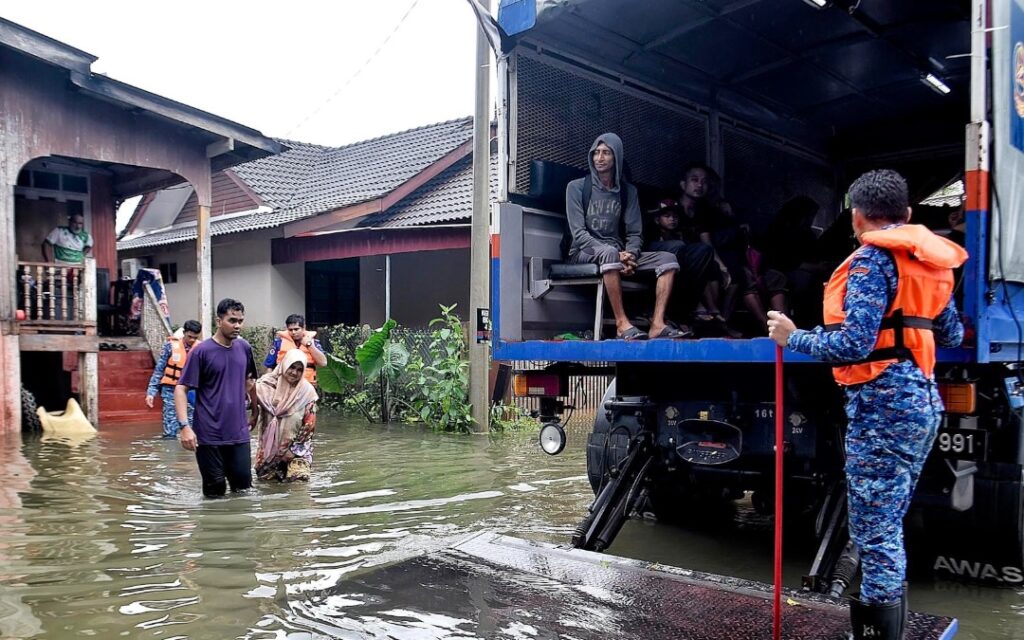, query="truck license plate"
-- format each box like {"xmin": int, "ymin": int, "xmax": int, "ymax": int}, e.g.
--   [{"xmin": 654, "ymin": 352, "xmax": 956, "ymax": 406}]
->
[{"xmin": 934, "ymin": 428, "xmax": 987, "ymax": 461}]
